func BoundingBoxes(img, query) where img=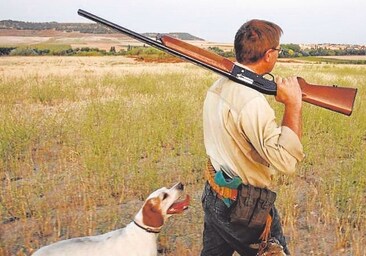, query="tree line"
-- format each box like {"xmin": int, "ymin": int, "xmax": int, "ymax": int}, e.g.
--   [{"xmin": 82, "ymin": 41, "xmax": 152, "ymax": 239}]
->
[
  {"xmin": 280, "ymin": 44, "xmax": 366, "ymax": 57},
  {"xmin": 207, "ymin": 44, "xmax": 366, "ymax": 58},
  {"xmin": 0, "ymin": 45, "xmax": 173, "ymax": 57},
  {"xmin": 0, "ymin": 20, "xmax": 113, "ymax": 34},
  {"xmin": 0, "ymin": 46, "xmax": 120, "ymax": 56},
  {"xmin": 2, "ymin": 44, "xmax": 366, "ymax": 62}
]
